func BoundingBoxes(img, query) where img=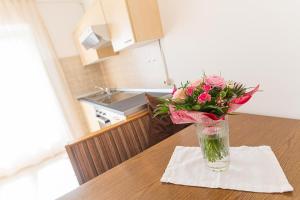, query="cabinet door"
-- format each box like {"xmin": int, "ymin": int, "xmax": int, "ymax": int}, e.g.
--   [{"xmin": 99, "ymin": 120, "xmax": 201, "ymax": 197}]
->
[{"xmin": 101, "ymin": 0, "xmax": 135, "ymax": 51}]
